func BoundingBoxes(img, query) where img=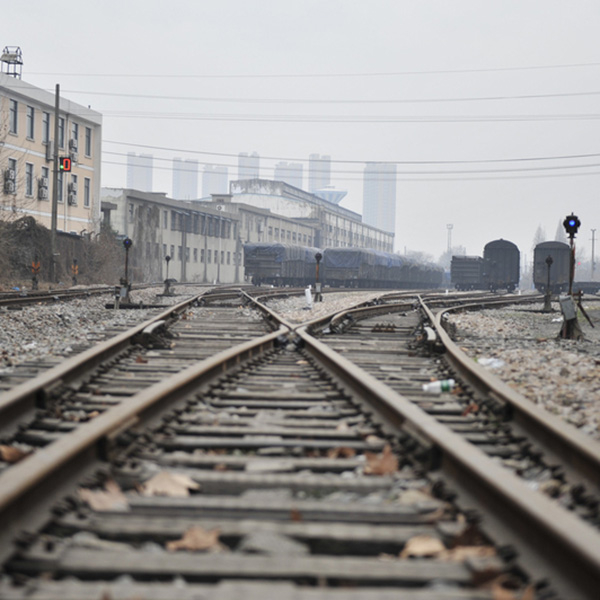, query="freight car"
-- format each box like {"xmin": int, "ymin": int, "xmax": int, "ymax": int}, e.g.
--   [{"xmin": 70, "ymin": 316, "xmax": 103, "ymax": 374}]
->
[
  {"xmin": 244, "ymin": 243, "xmax": 443, "ymax": 289},
  {"xmin": 533, "ymin": 241, "xmax": 570, "ymax": 293},
  {"xmin": 451, "ymin": 239, "xmax": 520, "ymax": 292},
  {"xmin": 450, "ymin": 256, "xmax": 485, "ymax": 291},
  {"xmin": 483, "ymin": 239, "xmax": 520, "ymax": 292},
  {"xmin": 322, "ymin": 247, "xmax": 443, "ymax": 289},
  {"xmin": 243, "ymin": 243, "xmax": 321, "ymax": 286}
]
